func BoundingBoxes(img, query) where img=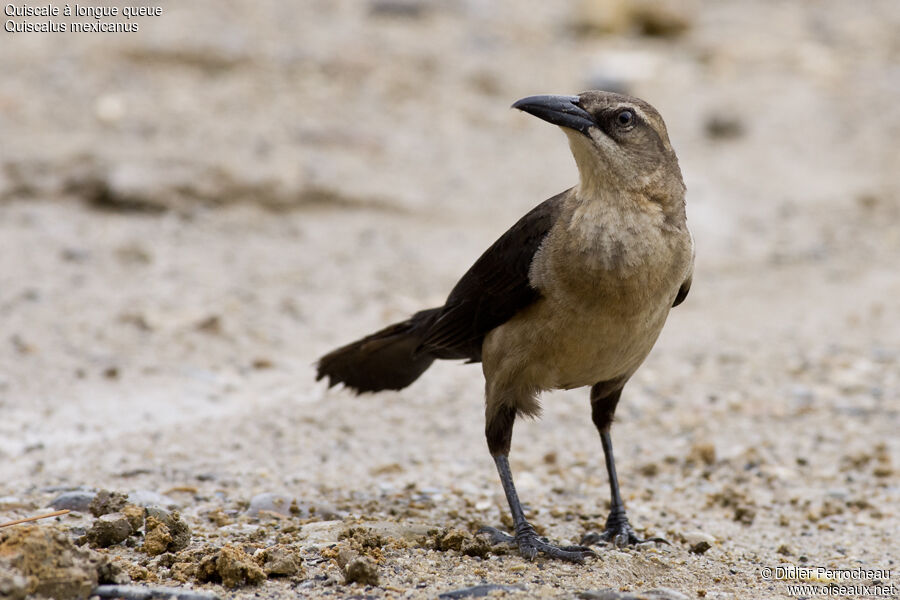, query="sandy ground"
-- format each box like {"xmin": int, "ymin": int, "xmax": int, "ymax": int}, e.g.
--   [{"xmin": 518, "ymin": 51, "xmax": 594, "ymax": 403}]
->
[{"xmin": 1, "ymin": 1, "xmax": 899, "ymax": 598}]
